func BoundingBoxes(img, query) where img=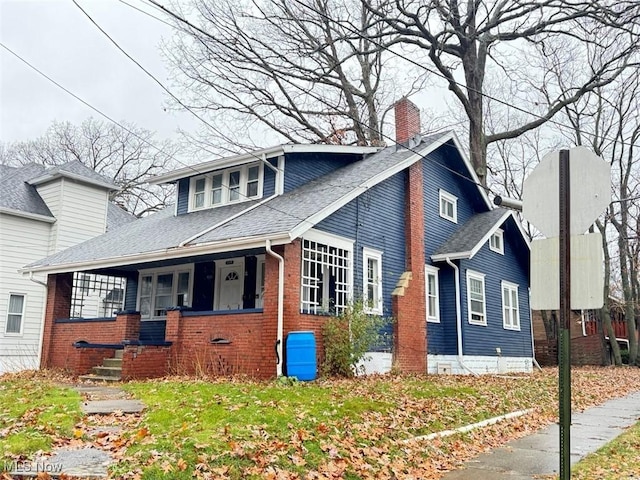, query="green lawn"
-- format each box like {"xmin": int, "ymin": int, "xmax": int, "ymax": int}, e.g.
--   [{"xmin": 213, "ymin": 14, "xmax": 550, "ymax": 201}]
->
[
  {"xmin": 571, "ymin": 420, "xmax": 640, "ymax": 479},
  {"xmin": 1, "ymin": 367, "xmax": 640, "ymax": 479},
  {"xmin": 0, "ymin": 372, "xmax": 82, "ymax": 458}
]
